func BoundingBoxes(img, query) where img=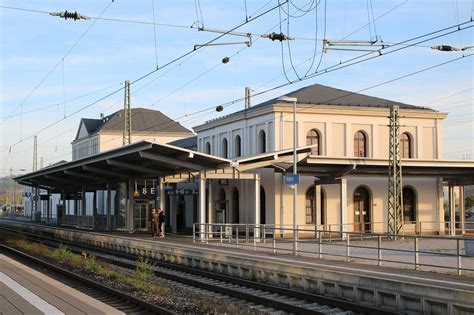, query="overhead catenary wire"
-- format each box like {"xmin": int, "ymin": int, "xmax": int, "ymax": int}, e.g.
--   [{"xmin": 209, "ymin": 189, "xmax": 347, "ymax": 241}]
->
[
  {"xmin": 12, "ymin": 20, "xmax": 473, "ymax": 161},
  {"xmin": 0, "ymin": 1, "xmax": 289, "ymax": 153},
  {"xmin": 41, "ymin": 54, "xmax": 472, "ymax": 165},
  {"xmin": 0, "ymin": 82, "xmax": 123, "ymax": 123},
  {"xmin": 3, "ymin": 8, "xmax": 470, "ymax": 165},
  {"xmin": 5, "ymin": 1, "xmax": 114, "ymax": 119}
]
